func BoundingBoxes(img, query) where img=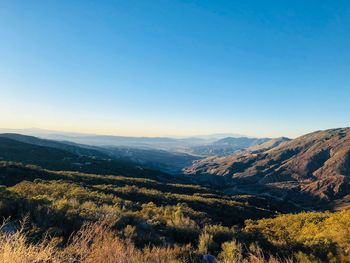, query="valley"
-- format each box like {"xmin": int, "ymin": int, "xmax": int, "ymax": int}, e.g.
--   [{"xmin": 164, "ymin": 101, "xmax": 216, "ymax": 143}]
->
[{"xmin": 0, "ymin": 128, "xmax": 350, "ymax": 262}]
